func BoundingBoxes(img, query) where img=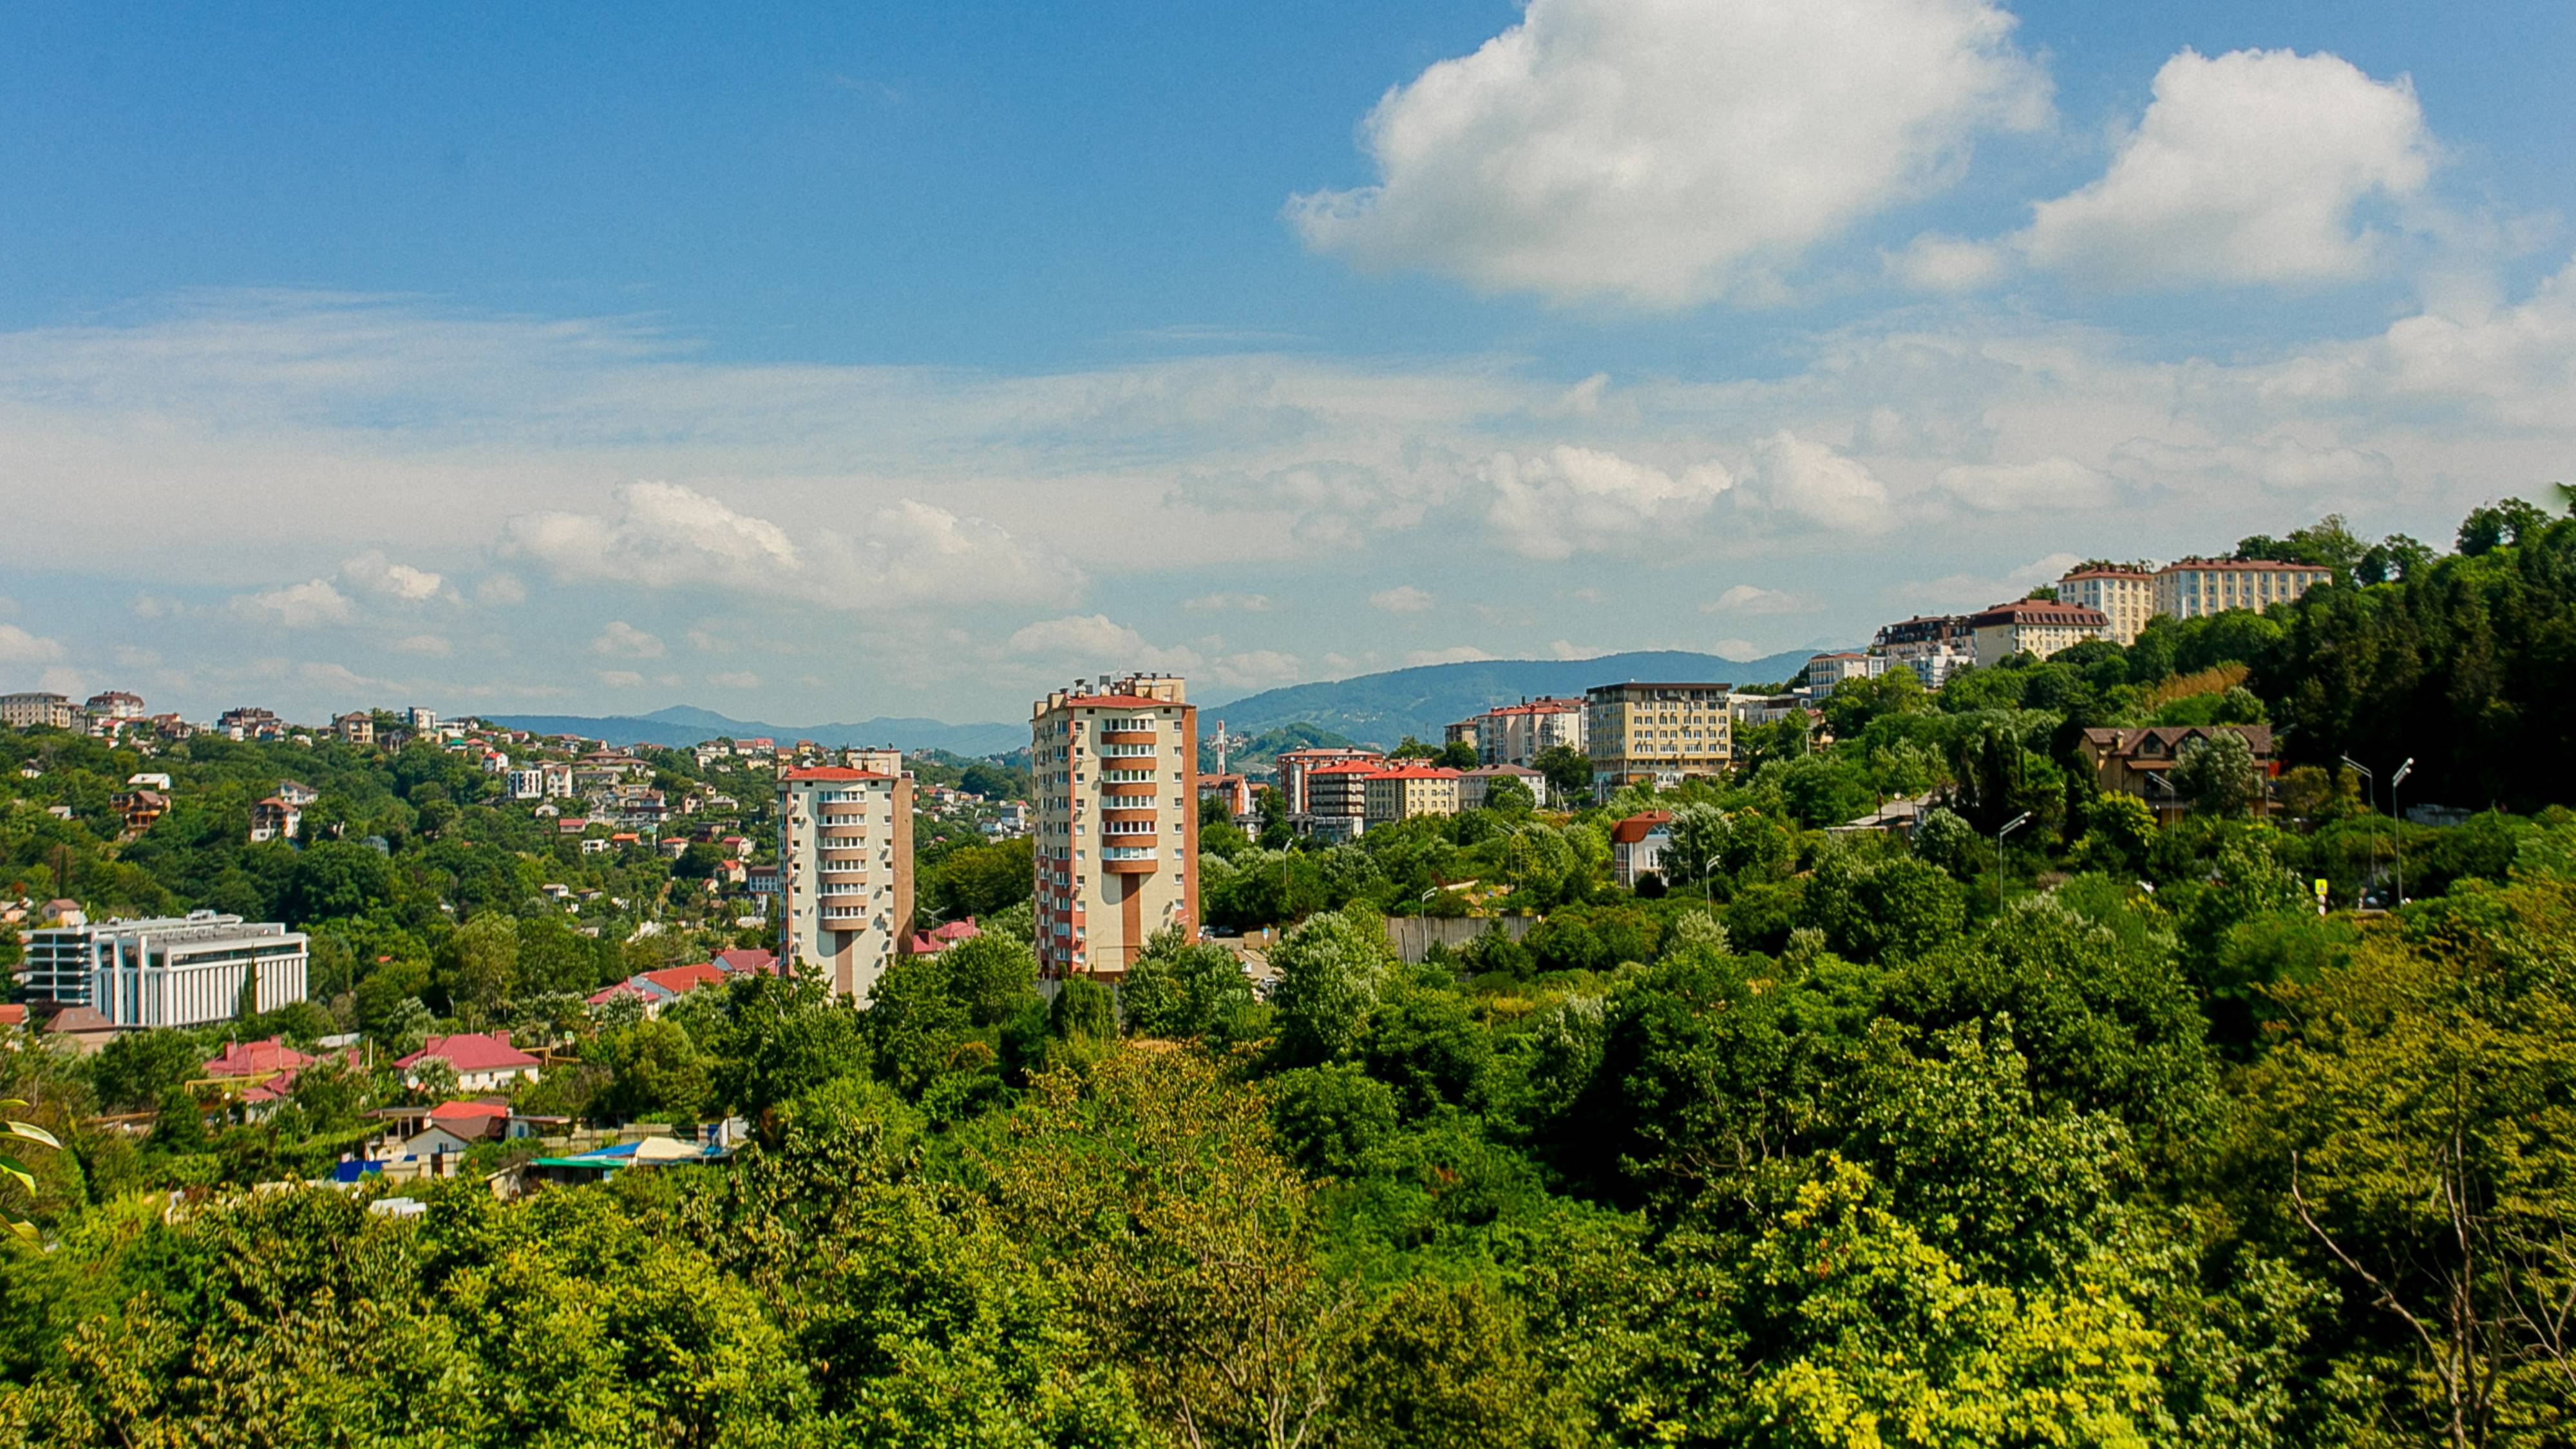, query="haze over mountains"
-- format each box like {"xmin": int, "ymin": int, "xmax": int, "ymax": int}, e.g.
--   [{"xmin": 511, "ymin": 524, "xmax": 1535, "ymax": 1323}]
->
[{"xmin": 488, "ymin": 648, "xmax": 1832, "ymax": 759}]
